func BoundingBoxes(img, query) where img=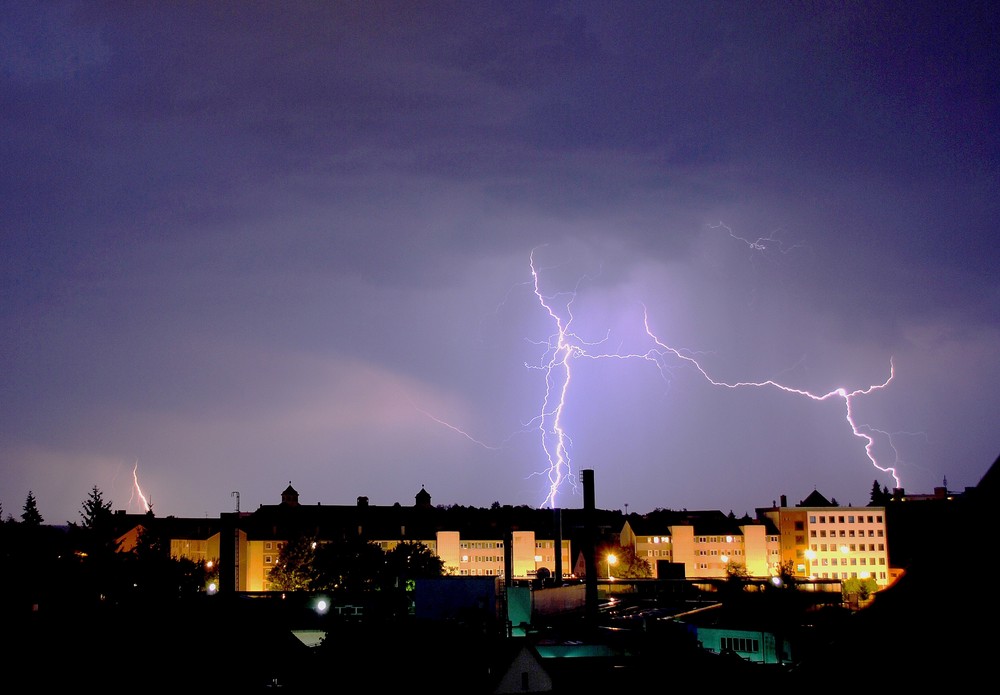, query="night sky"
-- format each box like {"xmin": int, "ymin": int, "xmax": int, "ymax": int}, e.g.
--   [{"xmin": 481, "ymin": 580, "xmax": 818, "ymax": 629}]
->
[{"xmin": 2, "ymin": 2, "xmax": 997, "ymax": 524}]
